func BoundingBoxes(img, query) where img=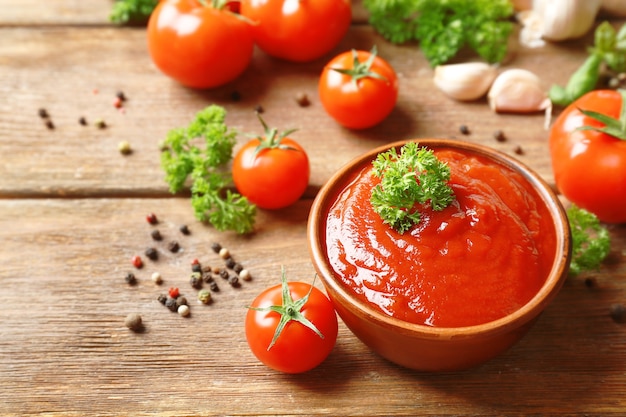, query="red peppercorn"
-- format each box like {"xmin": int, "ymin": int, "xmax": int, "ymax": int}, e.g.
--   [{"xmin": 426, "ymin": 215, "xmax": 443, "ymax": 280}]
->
[
  {"xmin": 191, "ymin": 258, "xmax": 200, "ymax": 265},
  {"xmin": 131, "ymin": 255, "xmax": 143, "ymax": 269},
  {"xmin": 146, "ymin": 213, "xmax": 158, "ymax": 225},
  {"xmin": 168, "ymin": 287, "xmax": 180, "ymax": 298}
]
